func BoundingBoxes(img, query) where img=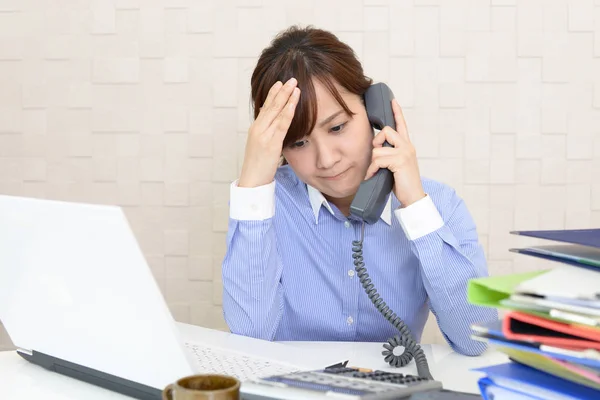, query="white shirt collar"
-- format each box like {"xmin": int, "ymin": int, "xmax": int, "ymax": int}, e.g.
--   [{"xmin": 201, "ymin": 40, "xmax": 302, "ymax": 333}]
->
[{"xmin": 306, "ymin": 184, "xmax": 392, "ymax": 226}]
